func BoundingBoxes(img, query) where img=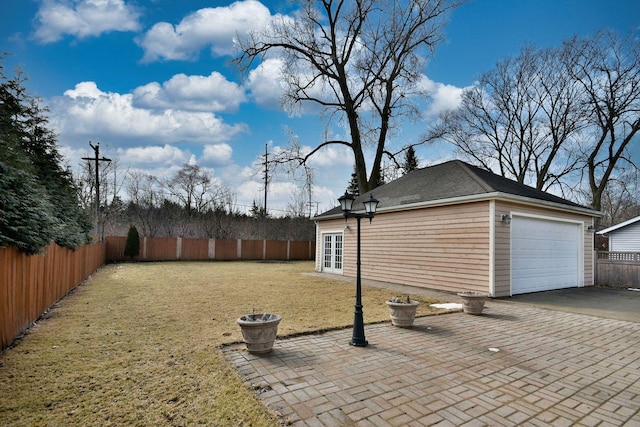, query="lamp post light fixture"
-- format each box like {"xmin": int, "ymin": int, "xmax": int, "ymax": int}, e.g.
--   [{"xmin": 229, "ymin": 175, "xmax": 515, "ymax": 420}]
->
[{"xmin": 338, "ymin": 192, "xmax": 379, "ymax": 347}]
